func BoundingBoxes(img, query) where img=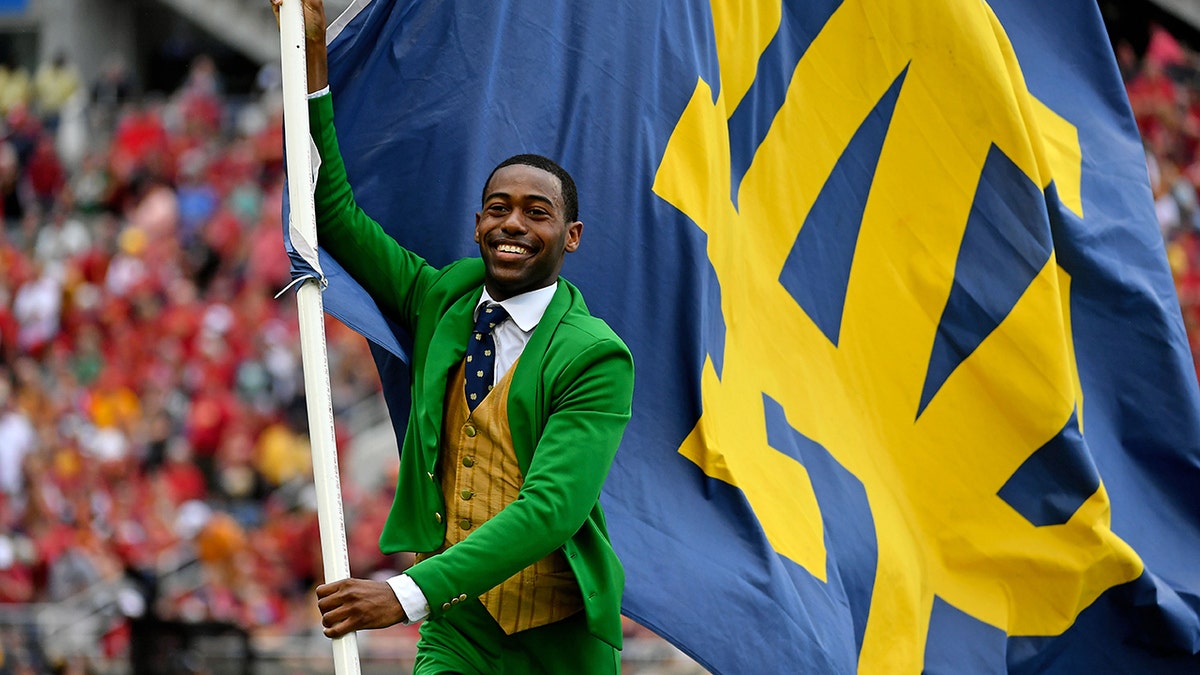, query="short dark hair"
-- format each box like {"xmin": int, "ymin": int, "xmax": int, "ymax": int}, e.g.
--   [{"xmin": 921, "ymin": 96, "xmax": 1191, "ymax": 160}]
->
[{"xmin": 481, "ymin": 154, "xmax": 578, "ymax": 223}]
